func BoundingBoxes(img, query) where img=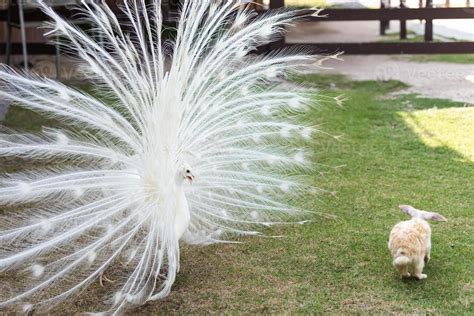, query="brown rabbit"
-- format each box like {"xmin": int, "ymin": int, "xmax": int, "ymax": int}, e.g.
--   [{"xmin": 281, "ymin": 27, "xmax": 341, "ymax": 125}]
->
[{"xmin": 388, "ymin": 205, "xmax": 447, "ymax": 280}]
